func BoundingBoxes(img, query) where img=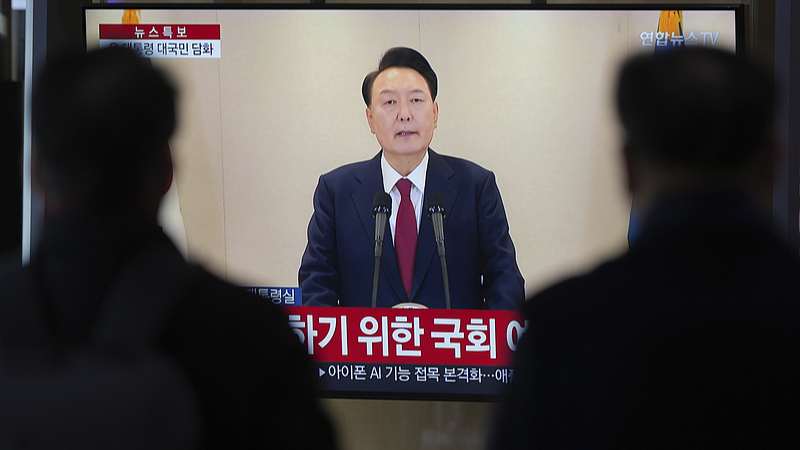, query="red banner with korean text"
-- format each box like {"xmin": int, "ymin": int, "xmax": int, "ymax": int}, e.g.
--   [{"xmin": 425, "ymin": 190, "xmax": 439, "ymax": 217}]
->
[{"xmin": 284, "ymin": 306, "xmax": 528, "ymax": 367}]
